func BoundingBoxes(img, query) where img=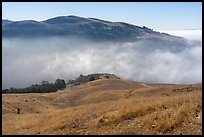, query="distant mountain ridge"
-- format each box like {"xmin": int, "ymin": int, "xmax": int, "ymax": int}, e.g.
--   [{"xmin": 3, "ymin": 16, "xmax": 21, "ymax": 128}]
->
[
  {"xmin": 2, "ymin": 19, "xmax": 13, "ymax": 25},
  {"xmin": 2, "ymin": 15, "xmax": 186, "ymax": 43}
]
